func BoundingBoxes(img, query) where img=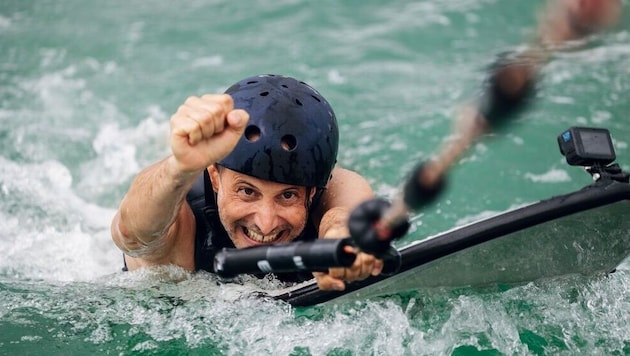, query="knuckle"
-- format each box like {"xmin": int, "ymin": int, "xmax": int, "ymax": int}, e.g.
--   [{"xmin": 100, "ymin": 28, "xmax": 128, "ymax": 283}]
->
[
  {"xmin": 200, "ymin": 94, "xmax": 234, "ymax": 110},
  {"xmin": 173, "ymin": 105, "xmax": 187, "ymax": 117},
  {"xmin": 316, "ymin": 277, "xmax": 330, "ymax": 290},
  {"xmin": 221, "ymin": 94, "xmax": 234, "ymax": 107},
  {"xmin": 184, "ymin": 96, "xmax": 199, "ymax": 105},
  {"xmin": 200, "ymin": 93, "xmax": 217, "ymax": 99},
  {"xmin": 206, "ymin": 103, "xmax": 223, "ymax": 117}
]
